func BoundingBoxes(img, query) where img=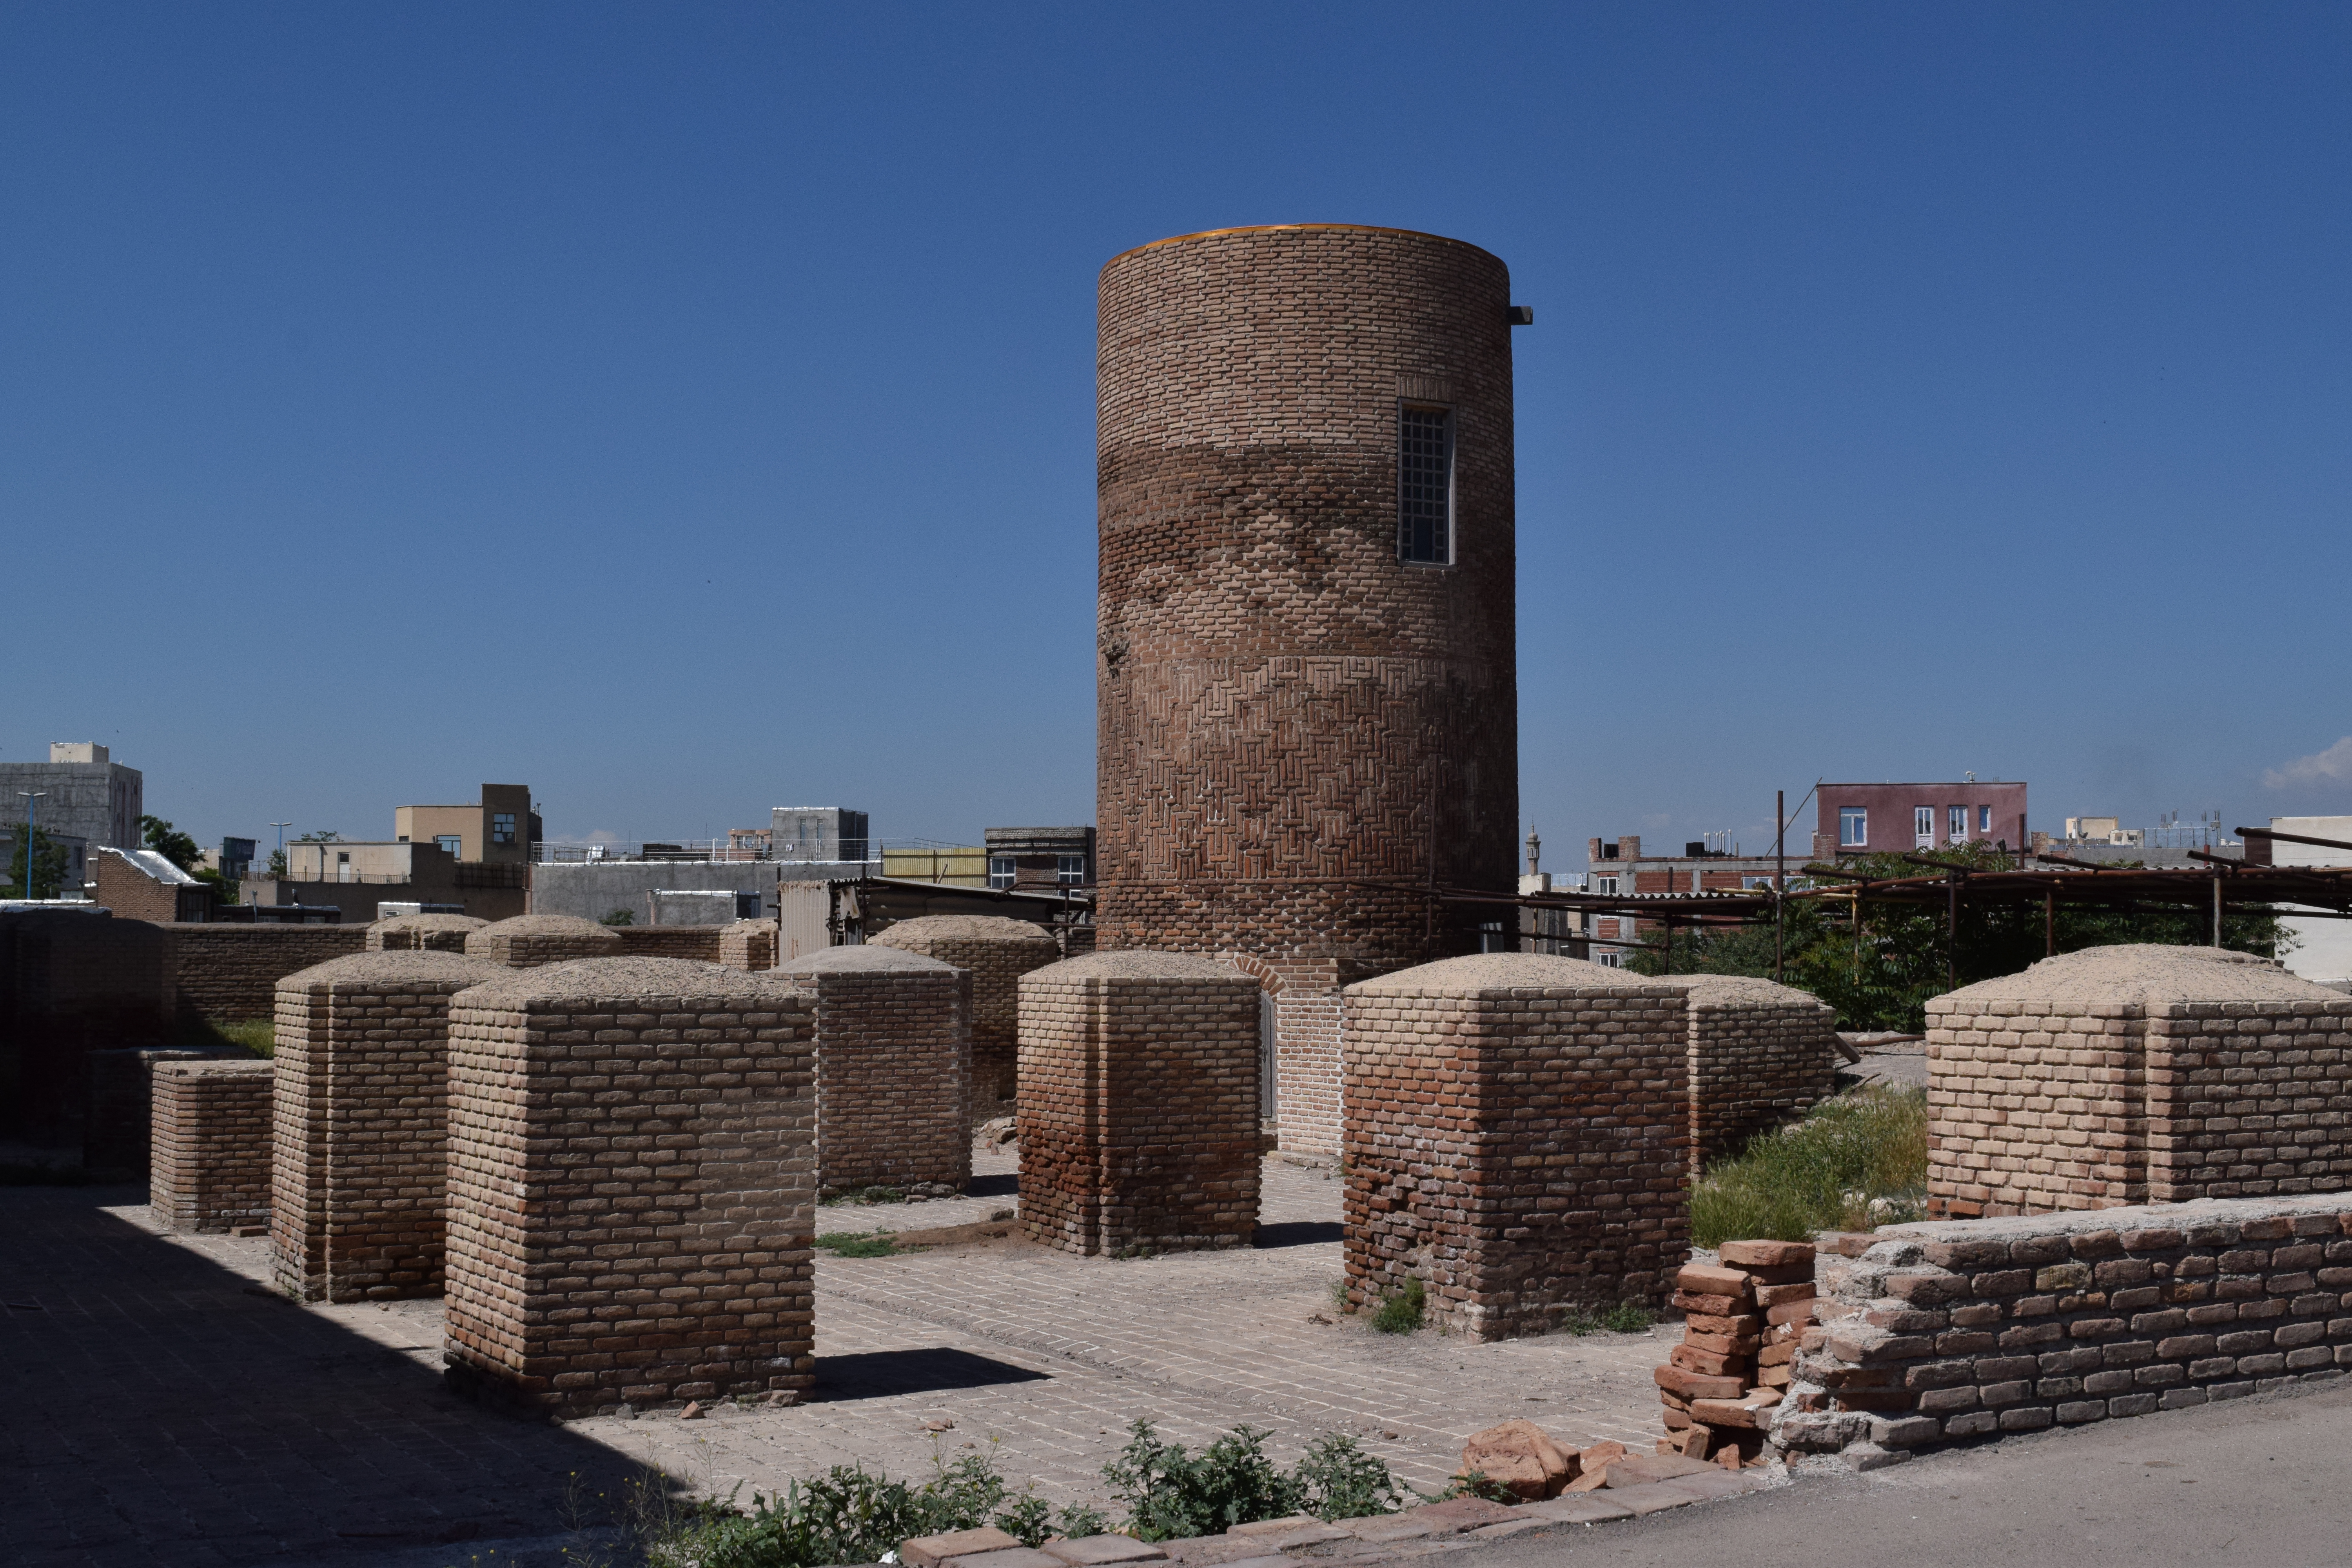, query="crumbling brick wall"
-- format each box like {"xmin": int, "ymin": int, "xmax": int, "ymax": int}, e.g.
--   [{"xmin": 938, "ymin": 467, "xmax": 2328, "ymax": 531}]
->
[
  {"xmin": 270, "ymin": 950, "xmax": 507, "ymax": 1301},
  {"xmin": 150, "ymin": 1057, "xmax": 274, "ymax": 1232},
  {"xmin": 463, "ymin": 913, "xmax": 624, "ymax": 969},
  {"xmin": 719, "ymin": 919, "xmax": 777, "ymax": 971},
  {"xmin": 871, "ymin": 915, "xmax": 1058, "ymax": 1107},
  {"xmin": 165, "ymin": 924, "xmax": 367, "ymax": 1022},
  {"xmin": 442, "ymin": 957, "xmax": 815, "ymax": 1416},
  {"xmin": 1343, "ymin": 954, "xmax": 1688, "ymax": 1340},
  {"xmin": 366, "ymin": 914, "xmax": 486, "ymax": 952},
  {"xmin": 1665, "ymin": 975, "xmax": 1840, "ymax": 1174},
  {"xmin": 1776, "ymin": 1193, "xmax": 2352, "ymax": 1463},
  {"xmin": 615, "ymin": 925, "xmax": 723, "ymax": 963},
  {"xmin": 1018, "ymin": 951, "xmax": 1260, "ymax": 1256},
  {"xmin": 1927, "ymin": 946, "xmax": 2352, "ymax": 1218},
  {"xmin": 774, "ymin": 947, "xmax": 971, "ymax": 1194}
]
